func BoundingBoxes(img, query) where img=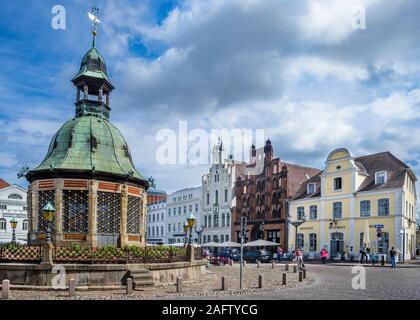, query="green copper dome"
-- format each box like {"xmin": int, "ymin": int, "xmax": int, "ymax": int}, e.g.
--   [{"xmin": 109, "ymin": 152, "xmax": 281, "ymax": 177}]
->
[{"xmin": 28, "ymin": 116, "xmax": 146, "ymax": 185}]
